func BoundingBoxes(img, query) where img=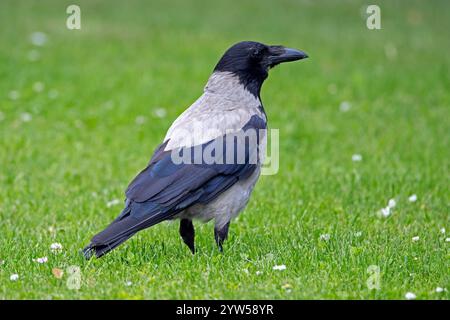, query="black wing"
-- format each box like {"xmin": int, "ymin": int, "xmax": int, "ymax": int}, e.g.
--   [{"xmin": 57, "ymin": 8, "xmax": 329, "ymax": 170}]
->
[{"xmin": 84, "ymin": 115, "xmax": 266, "ymax": 257}]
